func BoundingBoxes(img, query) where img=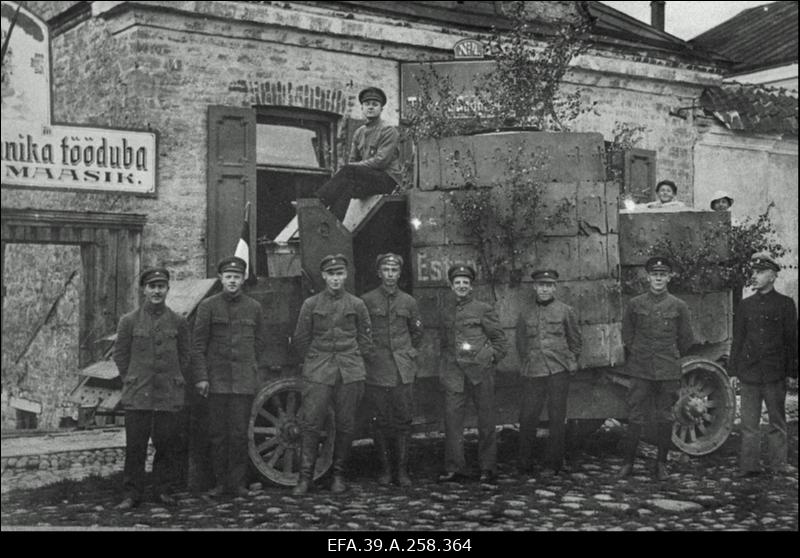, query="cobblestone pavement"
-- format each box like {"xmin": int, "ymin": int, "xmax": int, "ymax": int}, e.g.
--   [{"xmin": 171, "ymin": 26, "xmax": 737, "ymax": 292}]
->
[{"xmin": 2, "ymin": 422, "xmax": 797, "ymax": 531}]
